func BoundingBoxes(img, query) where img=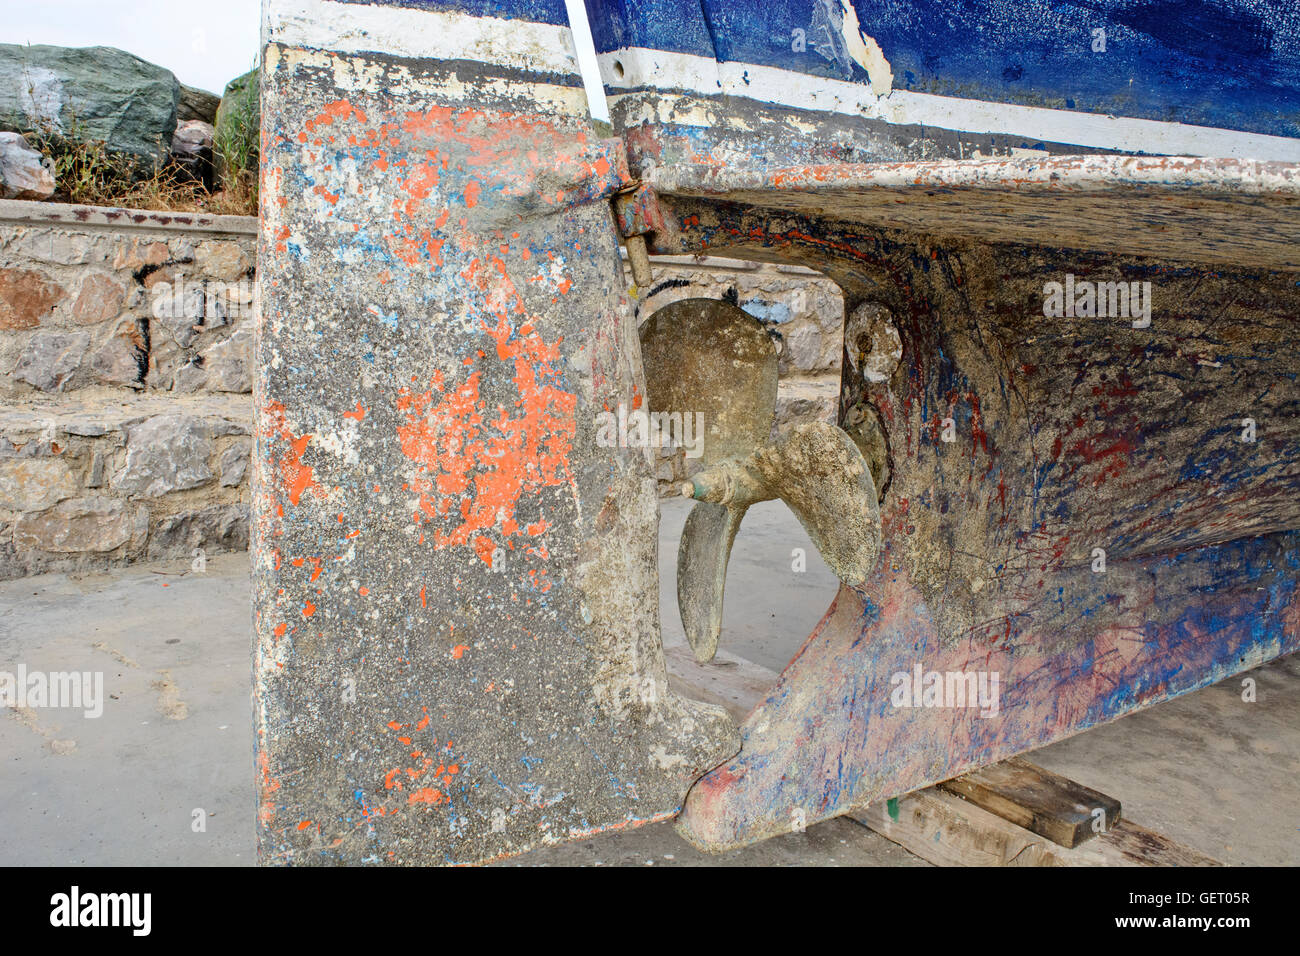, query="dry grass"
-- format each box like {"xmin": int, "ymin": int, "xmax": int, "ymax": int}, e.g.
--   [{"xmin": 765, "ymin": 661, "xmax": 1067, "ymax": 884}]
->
[
  {"xmin": 114, "ymin": 168, "xmax": 258, "ymax": 217},
  {"xmin": 23, "ymin": 119, "xmax": 258, "ymax": 218}
]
